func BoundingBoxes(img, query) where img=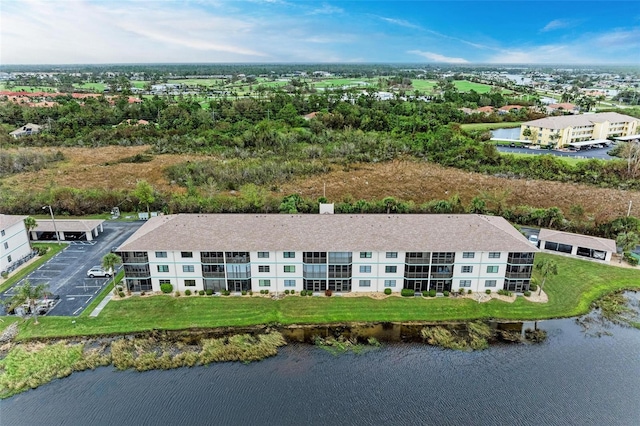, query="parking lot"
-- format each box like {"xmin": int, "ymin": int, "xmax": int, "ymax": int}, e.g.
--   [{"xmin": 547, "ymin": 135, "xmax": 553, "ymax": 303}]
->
[{"xmin": 1, "ymin": 221, "xmax": 143, "ymax": 317}]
